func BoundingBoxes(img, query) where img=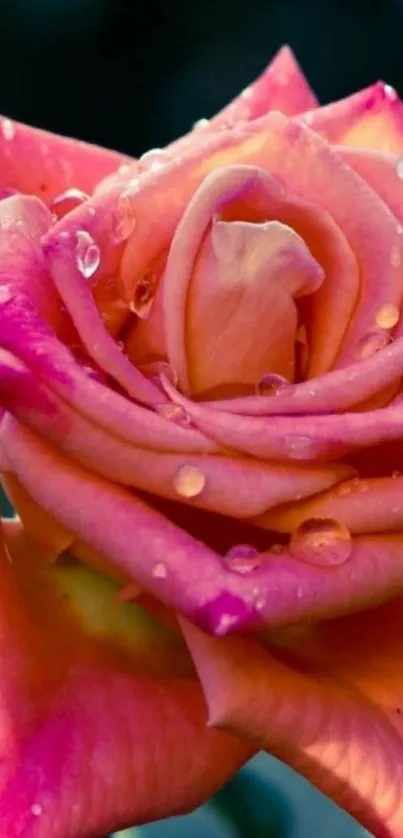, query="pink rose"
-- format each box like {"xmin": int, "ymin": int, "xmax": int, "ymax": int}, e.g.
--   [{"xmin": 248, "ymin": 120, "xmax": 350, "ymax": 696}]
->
[{"xmin": 1, "ymin": 45, "xmax": 403, "ymax": 836}]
